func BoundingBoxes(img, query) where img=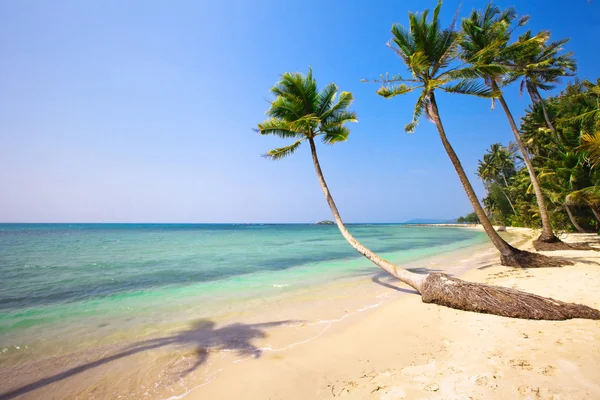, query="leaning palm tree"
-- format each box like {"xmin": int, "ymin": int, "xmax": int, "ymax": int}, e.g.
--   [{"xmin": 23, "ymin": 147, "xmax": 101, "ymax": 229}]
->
[
  {"xmin": 460, "ymin": 4, "xmax": 574, "ymax": 250},
  {"xmin": 257, "ymin": 68, "xmax": 598, "ymax": 320},
  {"xmin": 375, "ymin": 1, "xmax": 566, "ymax": 266},
  {"xmin": 509, "ymin": 31, "xmax": 576, "ymax": 133}
]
